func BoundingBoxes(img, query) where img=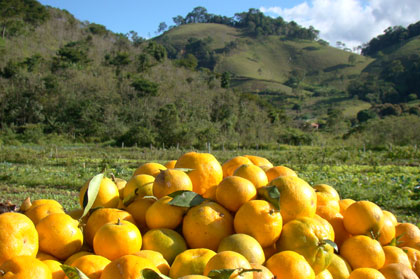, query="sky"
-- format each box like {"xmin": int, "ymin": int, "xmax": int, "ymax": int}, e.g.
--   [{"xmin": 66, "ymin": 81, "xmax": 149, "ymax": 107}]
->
[{"xmin": 38, "ymin": 0, "xmax": 420, "ymax": 49}]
